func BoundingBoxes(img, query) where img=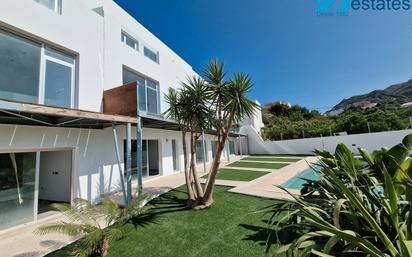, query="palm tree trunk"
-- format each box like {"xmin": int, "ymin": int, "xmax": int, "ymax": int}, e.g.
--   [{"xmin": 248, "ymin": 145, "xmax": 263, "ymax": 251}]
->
[
  {"xmin": 190, "ymin": 131, "xmax": 204, "ymax": 202},
  {"xmin": 201, "ymin": 137, "xmax": 227, "ymax": 207},
  {"xmin": 182, "ymin": 130, "xmax": 195, "ymax": 203},
  {"xmin": 101, "ymin": 238, "xmax": 109, "ymax": 257}
]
